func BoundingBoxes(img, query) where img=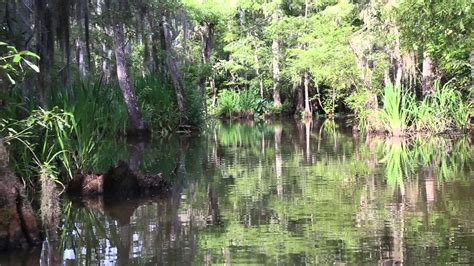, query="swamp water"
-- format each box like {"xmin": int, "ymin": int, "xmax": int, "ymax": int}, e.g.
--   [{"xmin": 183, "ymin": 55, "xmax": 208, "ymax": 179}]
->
[{"xmin": 1, "ymin": 119, "xmax": 473, "ymax": 265}]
